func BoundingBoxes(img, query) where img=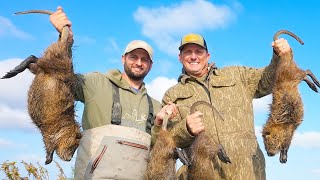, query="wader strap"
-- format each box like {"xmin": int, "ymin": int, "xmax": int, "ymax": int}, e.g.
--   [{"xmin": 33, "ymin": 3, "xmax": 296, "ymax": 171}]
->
[
  {"xmin": 146, "ymin": 95, "xmax": 154, "ymax": 134},
  {"xmin": 110, "ymin": 82, "xmax": 154, "ymax": 134},
  {"xmin": 111, "ymin": 82, "xmax": 121, "ymax": 125}
]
